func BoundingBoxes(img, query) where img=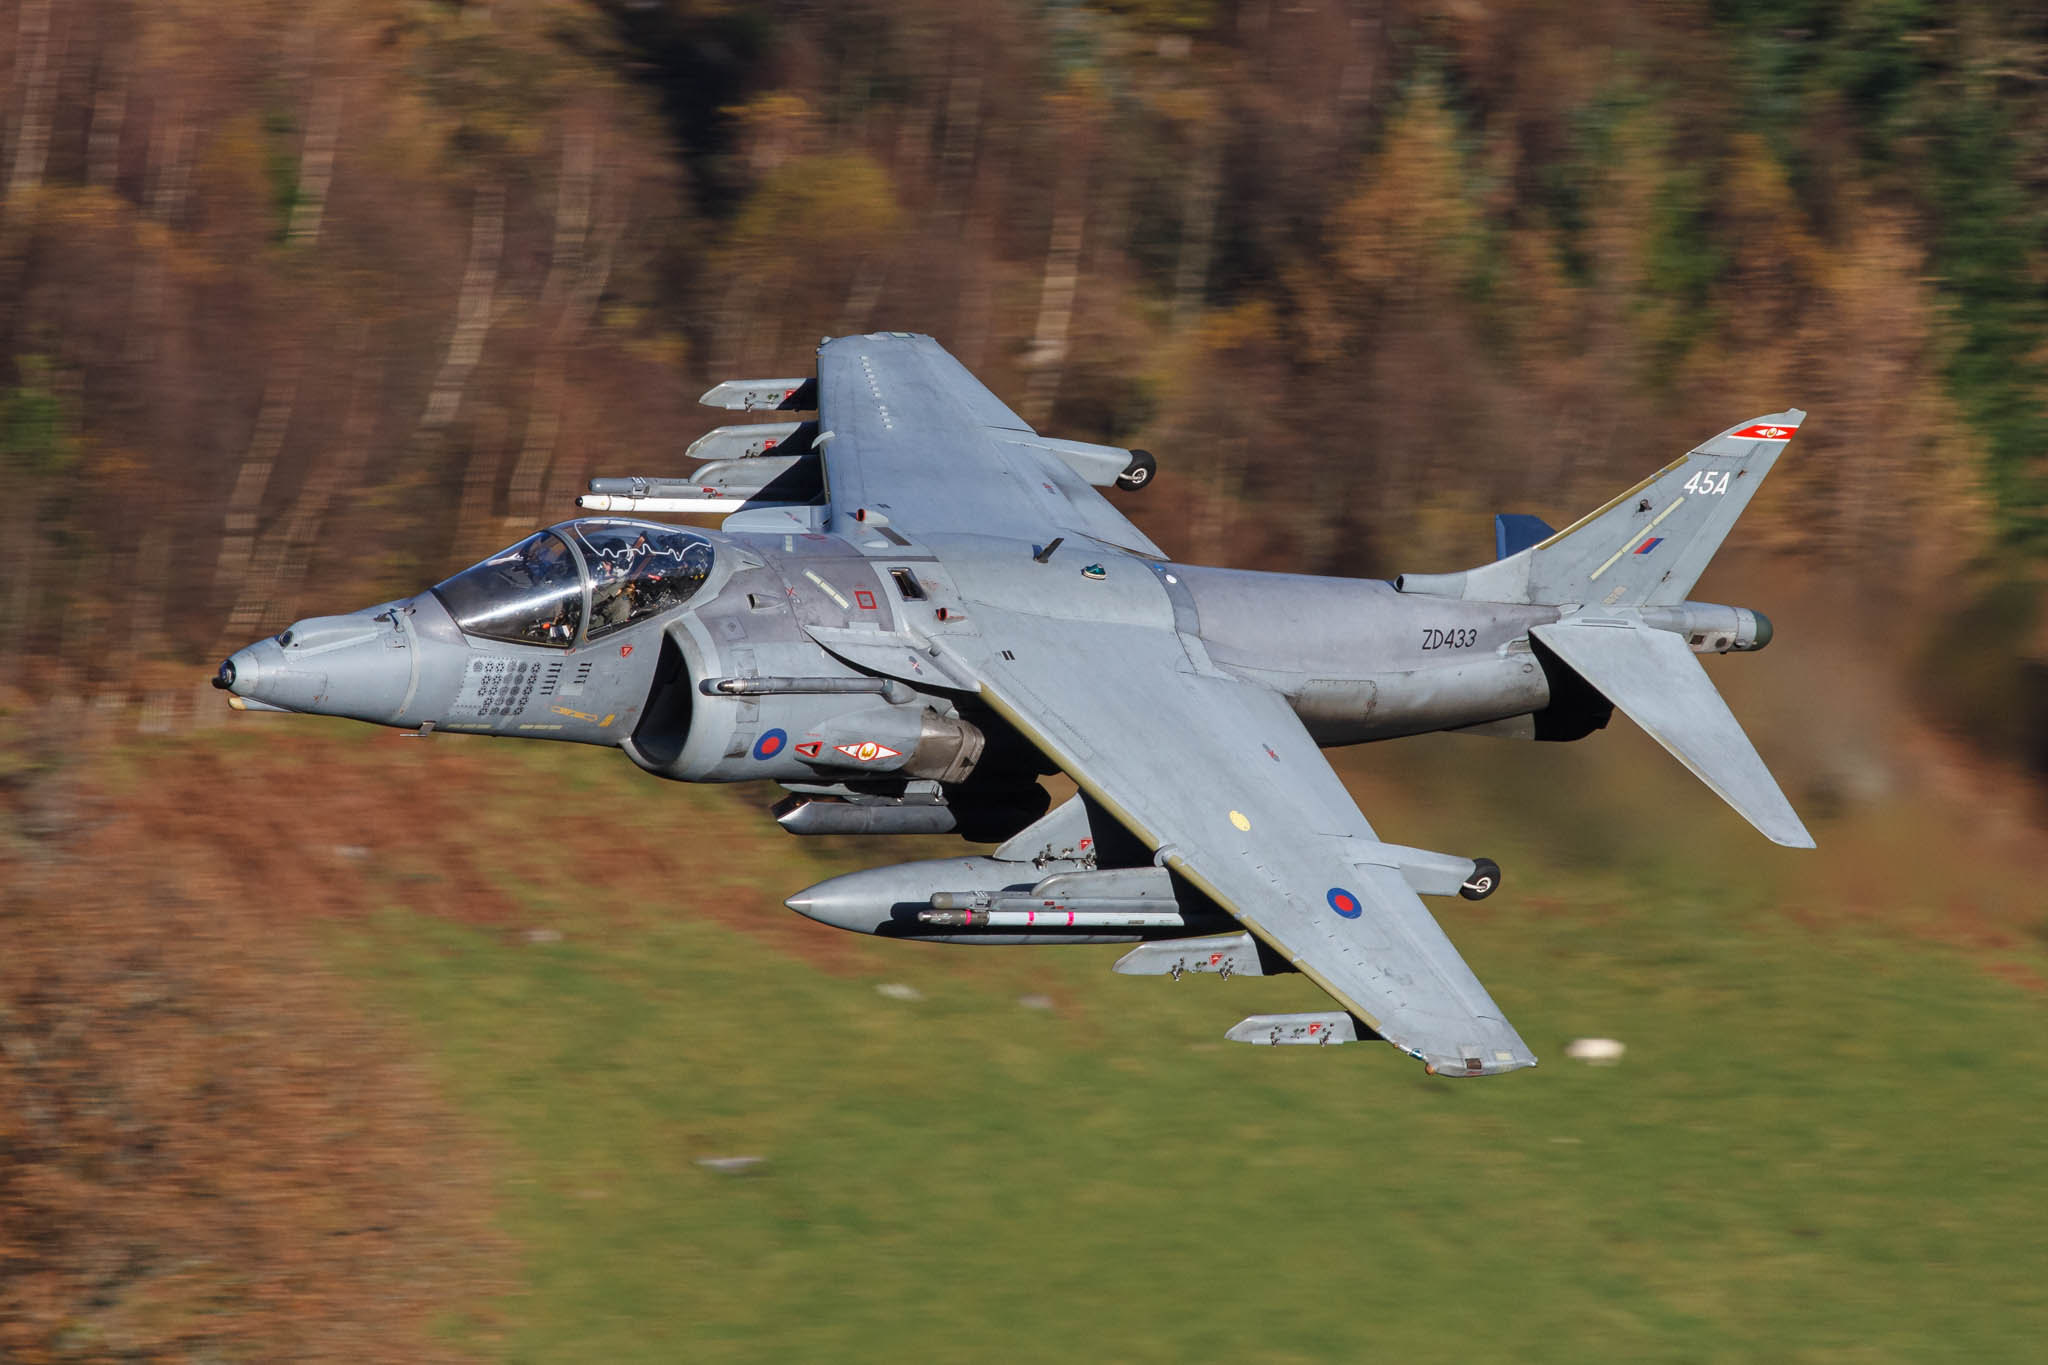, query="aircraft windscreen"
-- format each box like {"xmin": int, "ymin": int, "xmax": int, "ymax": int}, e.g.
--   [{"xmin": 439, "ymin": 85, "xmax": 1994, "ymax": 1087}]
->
[
  {"xmin": 432, "ymin": 530, "xmax": 585, "ymax": 647},
  {"xmin": 572, "ymin": 522, "xmax": 715, "ymax": 639}
]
